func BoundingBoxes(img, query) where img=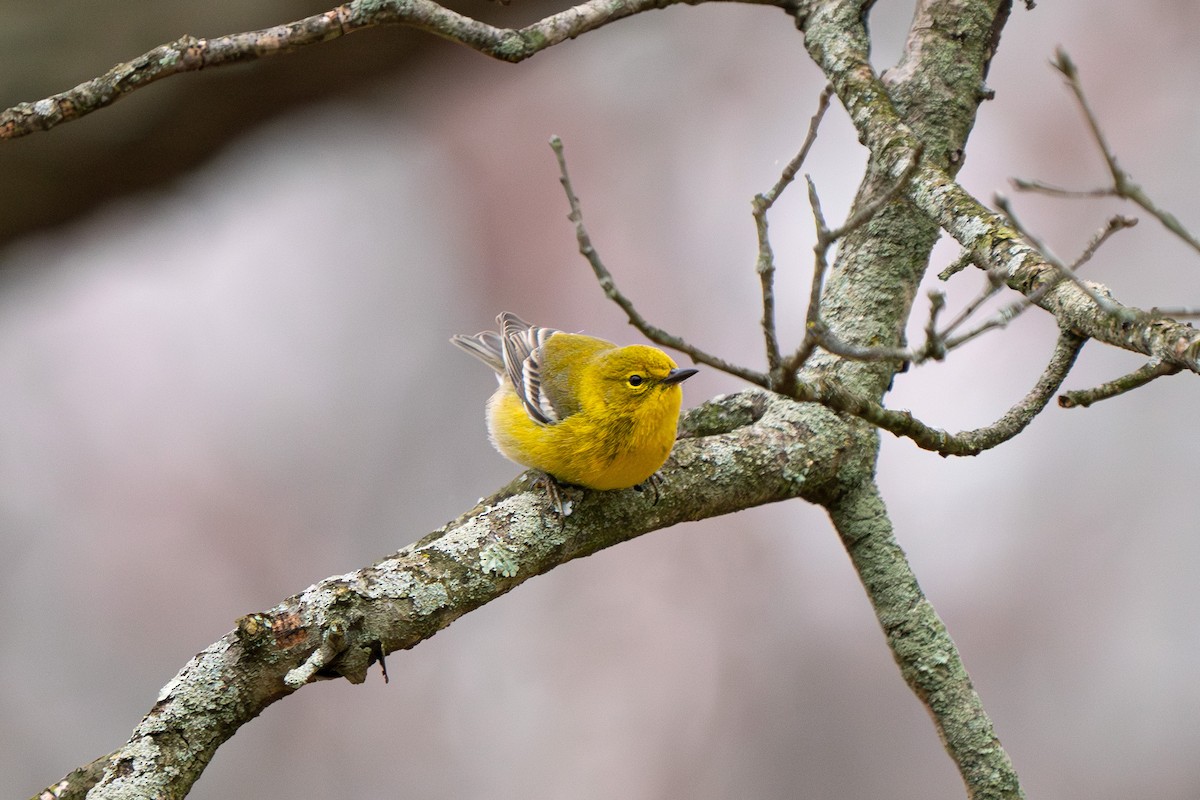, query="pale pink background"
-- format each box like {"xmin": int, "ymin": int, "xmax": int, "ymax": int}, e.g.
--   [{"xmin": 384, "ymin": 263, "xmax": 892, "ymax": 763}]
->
[{"xmin": 3, "ymin": 2, "xmax": 1199, "ymax": 798}]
